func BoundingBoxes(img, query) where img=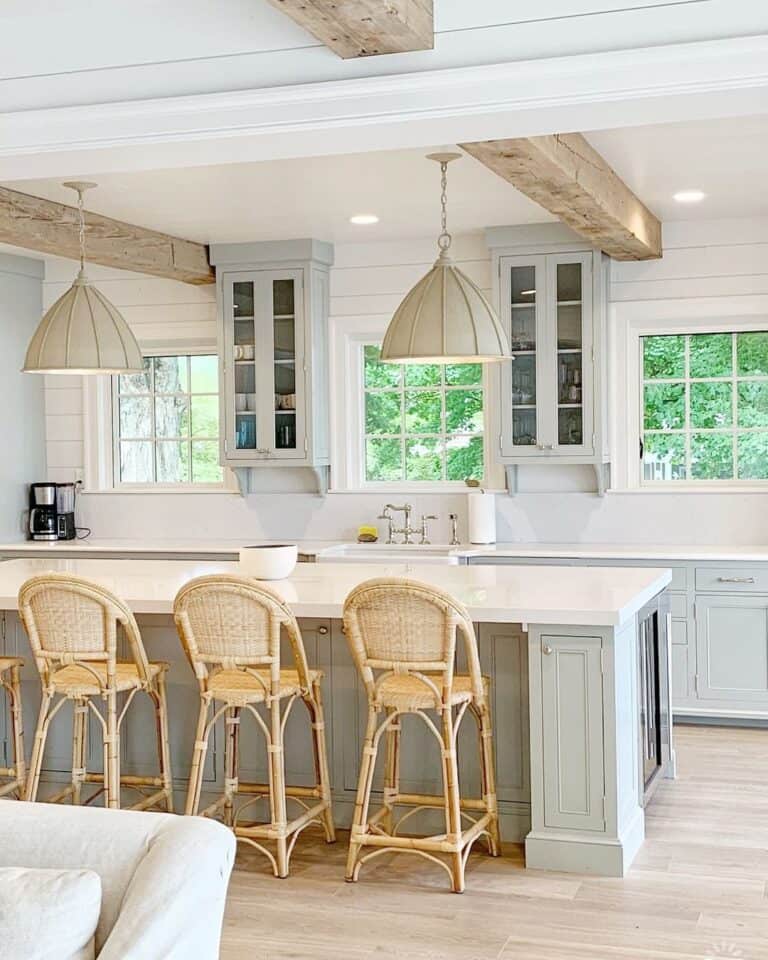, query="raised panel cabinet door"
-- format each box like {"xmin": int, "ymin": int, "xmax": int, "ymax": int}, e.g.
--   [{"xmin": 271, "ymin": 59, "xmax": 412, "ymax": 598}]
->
[
  {"xmin": 695, "ymin": 595, "xmax": 768, "ymax": 702},
  {"xmin": 540, "ymin": 634, "xmax": 605, "ymax": 832},
  {"xmin": 477, "ymin": 624, "xmax": 530, "ymax": 804},
  {"xmin": 671, "ymin": 640, "xmax": 689, "ymax": 703}
]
